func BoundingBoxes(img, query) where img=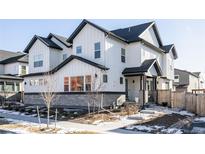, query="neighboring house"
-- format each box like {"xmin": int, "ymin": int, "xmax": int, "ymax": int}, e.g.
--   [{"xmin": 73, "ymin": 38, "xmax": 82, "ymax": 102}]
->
[
  {"xmin": 193, "ymin": 72, "xmax": 205, "ymax": 89},
  {"xmin": 23, "ymin": 20, "xmax": 178, "ymax": 108},
  {"xmin": 0, "ymin": 50, "xmax": 28, "ymax": 97},
  {"xmin": 174, "ymin": 68, "xmax": 202, "ymax": 92}
]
